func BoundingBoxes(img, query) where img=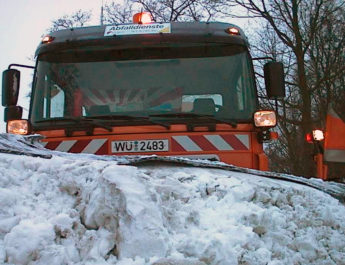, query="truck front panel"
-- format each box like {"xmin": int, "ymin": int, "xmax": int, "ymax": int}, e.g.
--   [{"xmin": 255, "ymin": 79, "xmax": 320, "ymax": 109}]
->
[{"xmin": 28, "ymin": 21, "xmax": 269, "ymax": 171}]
